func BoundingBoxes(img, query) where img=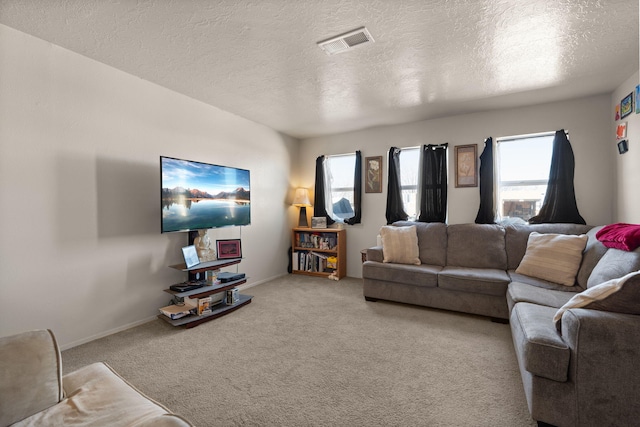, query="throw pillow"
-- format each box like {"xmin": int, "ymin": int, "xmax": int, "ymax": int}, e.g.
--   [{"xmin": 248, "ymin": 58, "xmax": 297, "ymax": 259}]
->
[
  {"xmin": 380, "ymin": 225, "xmax": 421, "ymax": 265},
  {"xmin": 515, "ymin": 232, "xmax": 588, "ymax": 286},
  {"xmin": 553, "ymin": 270, "xmax": 640, "ymax": 332}
]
